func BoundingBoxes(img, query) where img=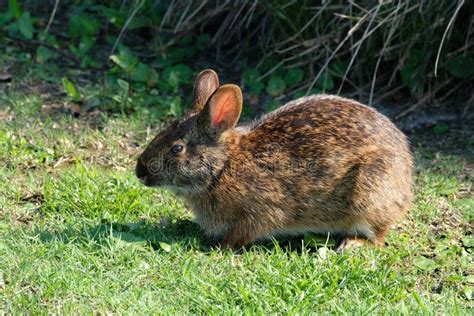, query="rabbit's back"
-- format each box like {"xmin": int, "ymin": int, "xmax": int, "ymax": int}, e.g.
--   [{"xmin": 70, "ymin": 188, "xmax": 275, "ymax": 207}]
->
[{"xmin": 242, "ymin": 94, "xmax": 406, "ymax": 152}]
